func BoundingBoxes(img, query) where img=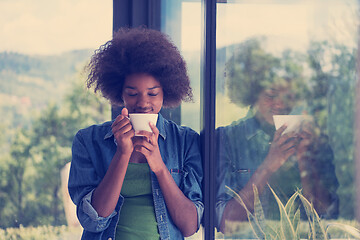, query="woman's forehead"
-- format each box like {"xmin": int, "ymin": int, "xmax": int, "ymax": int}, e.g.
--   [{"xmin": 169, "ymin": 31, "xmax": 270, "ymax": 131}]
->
[{"xmin": 123, "ymin": 73, "xmax": 162, "ymax": 88}]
